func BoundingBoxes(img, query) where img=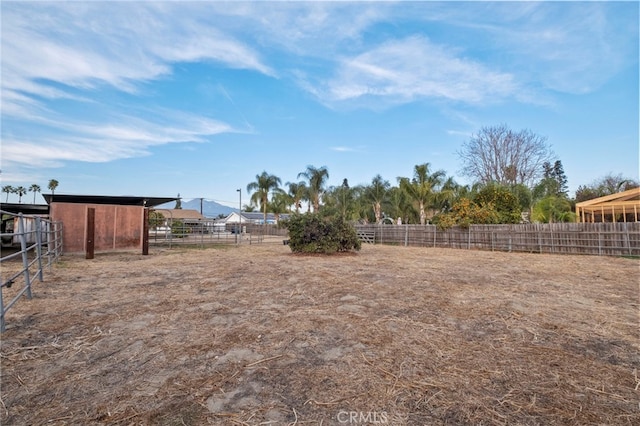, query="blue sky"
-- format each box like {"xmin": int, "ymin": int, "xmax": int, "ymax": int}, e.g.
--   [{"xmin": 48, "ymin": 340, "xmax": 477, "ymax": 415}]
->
[{"xmin": 1, "ymin": 1, "xmax": 638, "ymax": 207}]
